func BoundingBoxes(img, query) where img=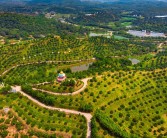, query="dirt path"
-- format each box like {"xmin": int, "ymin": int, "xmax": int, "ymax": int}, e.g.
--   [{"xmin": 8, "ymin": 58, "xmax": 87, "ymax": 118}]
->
[
  {"xmin": 156, "ymin": 42, "xmax": 166, "ymax": 54},
  {"xmin": 157, "ymin": 42, "xmax": 163, "ymax": 49},
  {"xmin": 12, "ymin": 86, "xmax": 92, "ymax": 138},
  {"xmin": 32, "ymin": 78, "xmax": 92, "ymax": 96},
  {"xmin": 3, "ymin": 60, "xmax": 94, "ymax": 137}
]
